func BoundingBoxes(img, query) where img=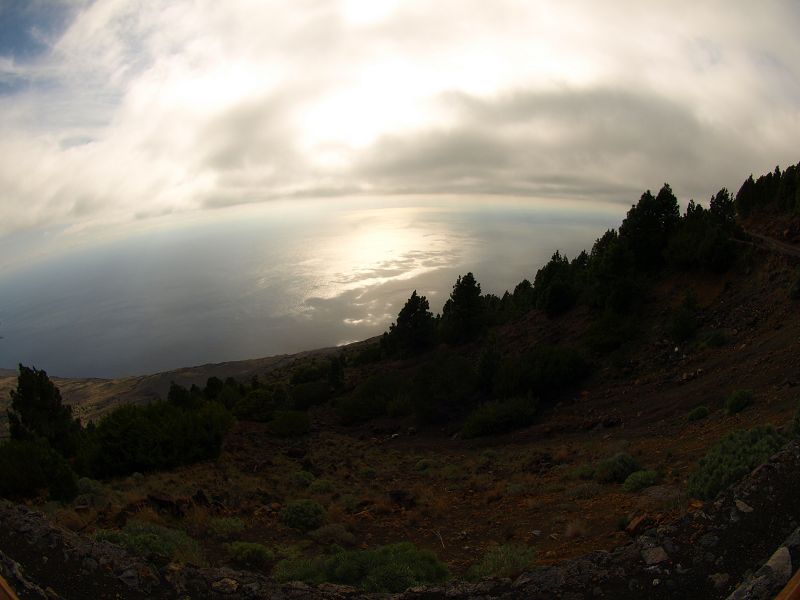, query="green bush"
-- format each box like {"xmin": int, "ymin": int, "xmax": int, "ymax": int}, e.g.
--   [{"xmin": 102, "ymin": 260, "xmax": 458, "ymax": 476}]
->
[
  {"xmin": 337, "ymin": 372, "xmax": 408, "ymax": 425},
  {"xmin": 571, "ymin": 463, "xmax": 595, "ymax": 480},
  {"xmin": 594, "ymin": 453, "xmax": 641, "ymax": 484},
  {"xmin": 309, "ymin": 523, "xmax": 356, "ymax": 547},
  {"xmin": 268, "ymin": 411, "xmax": 310, "ymax": 437},
  {"xmin": 725, "ymin": 390, "xmax": 754, "ymax": 415},
  {"xmin": 78, "ymin": 400, "xmax": 234, "ymax": 478},
  {"xmin": 687, "ymin": 425, "xmax": 785, "ymax": 500},
  {"xmin": 467, "ymin": 543, "xmax": 536, "ymax": 580},
  {"xmin": 622, "ymin": 470, "xmax": 660, "ymax": 492},
  {"xmin": 280, "ymin": 500, "xmax": 326, "ymax": 533},
  {"xmin": 0, "ymin": 439, "xmax": 78, "ymax": 501},
  {"xmin": 227, "ymin": 541, "xmax": 273, "ymax": 569},
  {"xmin": 687, "ymin": 406, "xmax": 710, "ymax": 421},
  {"xmin": 96, "ymin": 520, "xmax": 203, "ymax": 564},
  {"xmin": 273, "ymin": 542, "xmax": 448, "ymax": 592},
  {"xmin": 308, "ymin": 479, "xmax": 335, "ymax": 494},
  {"xmin": 208, "ymin": 516, "xmax": 245, "ymax": 539},
  {"xmin": 291, "ymin": 470, "xmax": 315, "ymax": 488},
  {"xmin": 291, "ymin": 381, "xmax": 330, "ymax": 410},
  {"xmin": 460, "ymin": 397, "xmax": 537, "ymax": 438}
]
